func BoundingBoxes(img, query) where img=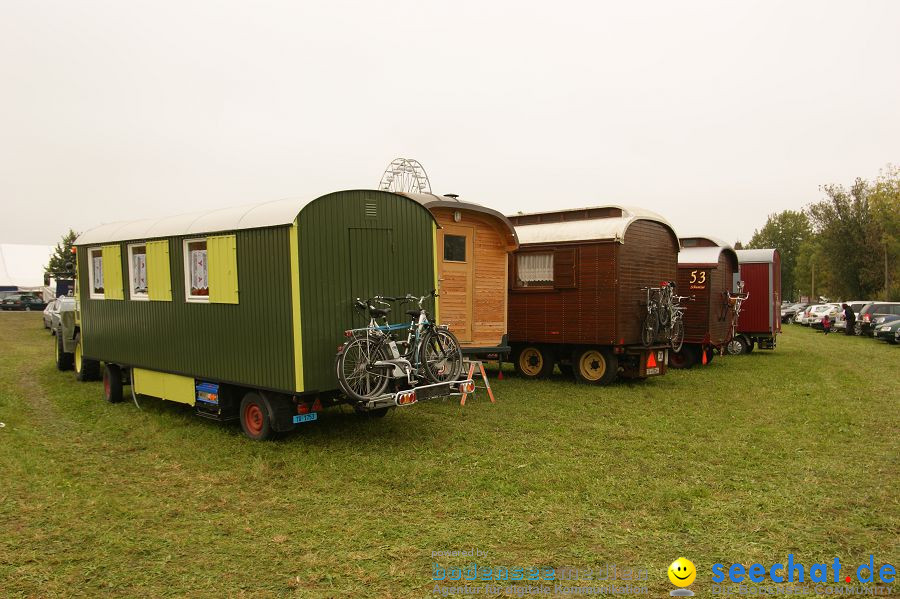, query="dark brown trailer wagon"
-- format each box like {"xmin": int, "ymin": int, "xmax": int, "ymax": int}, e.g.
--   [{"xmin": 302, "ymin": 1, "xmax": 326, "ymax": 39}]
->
[
  {"xmin": 670, "ymin": 237, "xmax": 740, "ymax": 369},
  {"xmin": 506, "ymin": 206, "xmax": 679, "ymax": 385},
  {"xmin": 401, "ymin": 193, "xmax": 518, "ymax": 357}
]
